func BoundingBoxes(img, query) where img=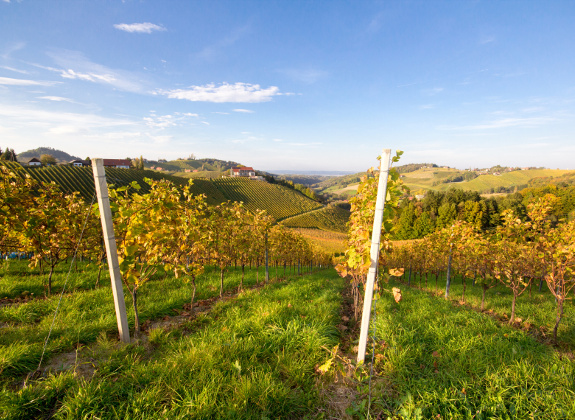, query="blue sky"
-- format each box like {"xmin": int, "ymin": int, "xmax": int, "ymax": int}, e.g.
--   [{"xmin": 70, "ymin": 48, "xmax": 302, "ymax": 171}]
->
[{"xmin": 1, "ymin": 0, "xmax": 574, "ymax": 172}]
